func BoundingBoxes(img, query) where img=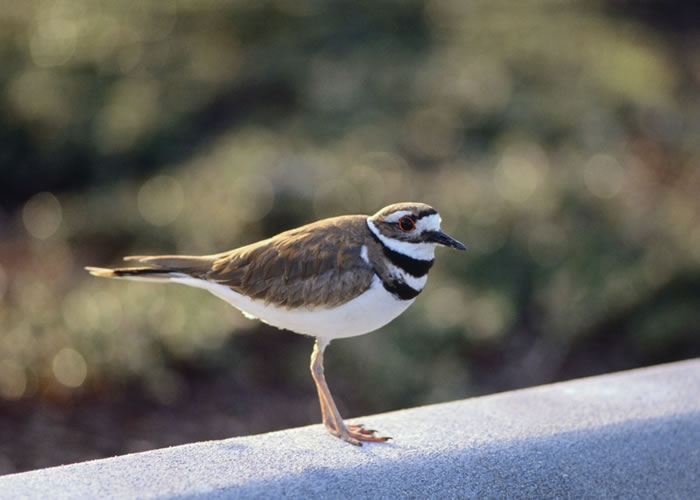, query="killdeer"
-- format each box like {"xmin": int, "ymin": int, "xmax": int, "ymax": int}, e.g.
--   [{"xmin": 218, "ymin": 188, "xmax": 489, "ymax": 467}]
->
[{"xmin": 86, "ymin": 202, "xmax": 465, "ymax": 445}]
